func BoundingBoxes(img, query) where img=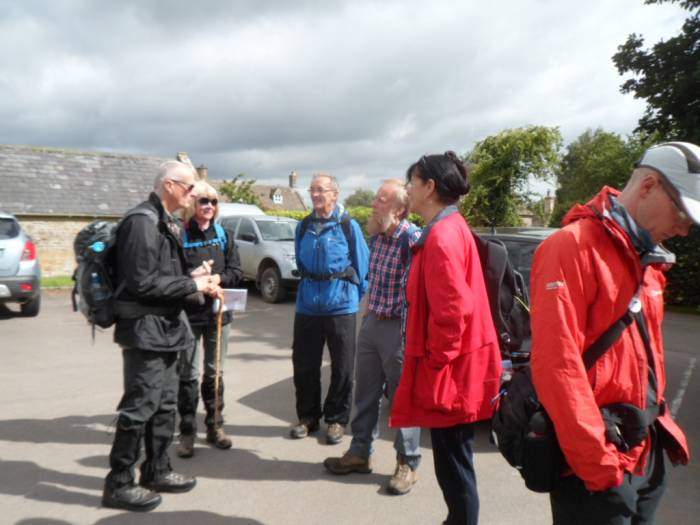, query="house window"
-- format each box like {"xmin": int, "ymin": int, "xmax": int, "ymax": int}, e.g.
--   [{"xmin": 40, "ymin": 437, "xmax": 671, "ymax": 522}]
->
[{"xmin": 272, "ymin": 193, "xmax": 283, "ymax": 205}]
